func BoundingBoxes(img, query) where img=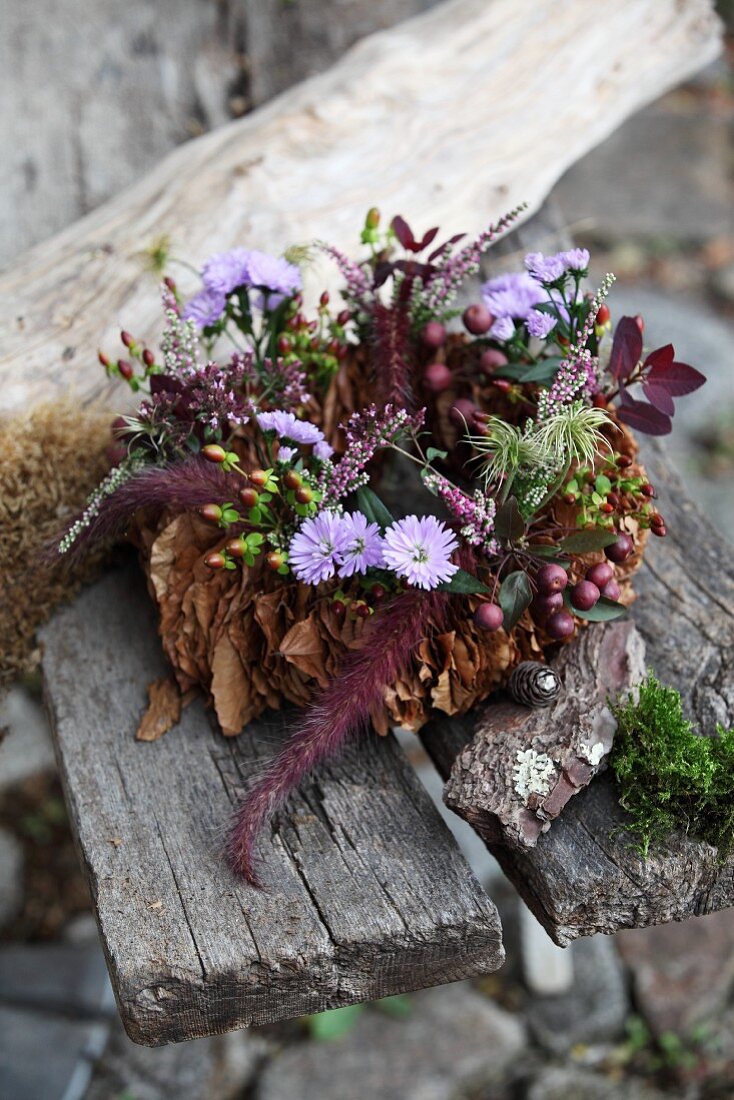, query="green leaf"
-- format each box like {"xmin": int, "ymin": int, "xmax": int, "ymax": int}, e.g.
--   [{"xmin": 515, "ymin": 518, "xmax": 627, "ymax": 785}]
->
[
  {"xmin": 248, "ymin": 506, "xmax": 262, "ymax": 523},
  {"xmin": 494, "ymin": 497, "xmax": 525, "ymax": 542},
  {"xmin": 529, "ymin": 545, "xmax": 571, "ymax": 565},
  {"xmin": 499, "ymin": 570, "xmax": 533, "ymax": 630},
  {"xmin": 595, "ymin": 474, "xmax": 612, "ymax": 495},
  {"xmin": 559, "ymin": 528, "xmax": 619, "ymax": 553},
  {"xmin": 355, "ymin": 486, "xmax": 394, "ymax": 531},
  {"xmin": 563, "ymin": 591, "xmax": 627, "ymax": 621},
  {"xmin": 426, "ymin": 447, "xmax": 448, "ymax": 462},
  {"xmin": 436, "ymin": 568, "xmax": 491, "ymax": 594},
  {"xmin": 307, "ymin": 1004, "xmax": 364, "ymax": 1042}
]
